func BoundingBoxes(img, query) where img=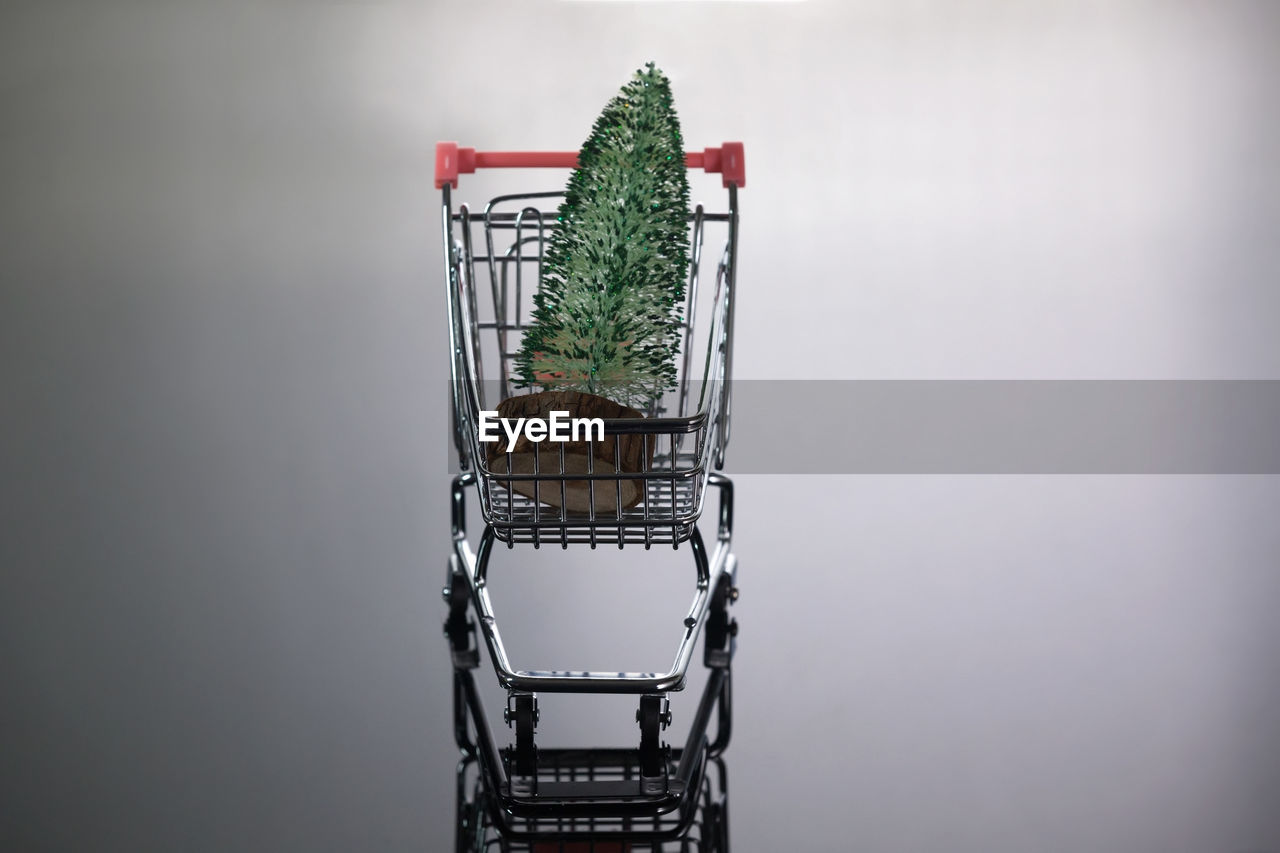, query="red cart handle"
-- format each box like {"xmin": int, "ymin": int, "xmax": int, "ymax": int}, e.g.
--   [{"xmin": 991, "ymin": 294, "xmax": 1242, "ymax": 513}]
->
[{"xmin": 435, "ymin": 141, "xmax": 745, "ymax": 190}]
